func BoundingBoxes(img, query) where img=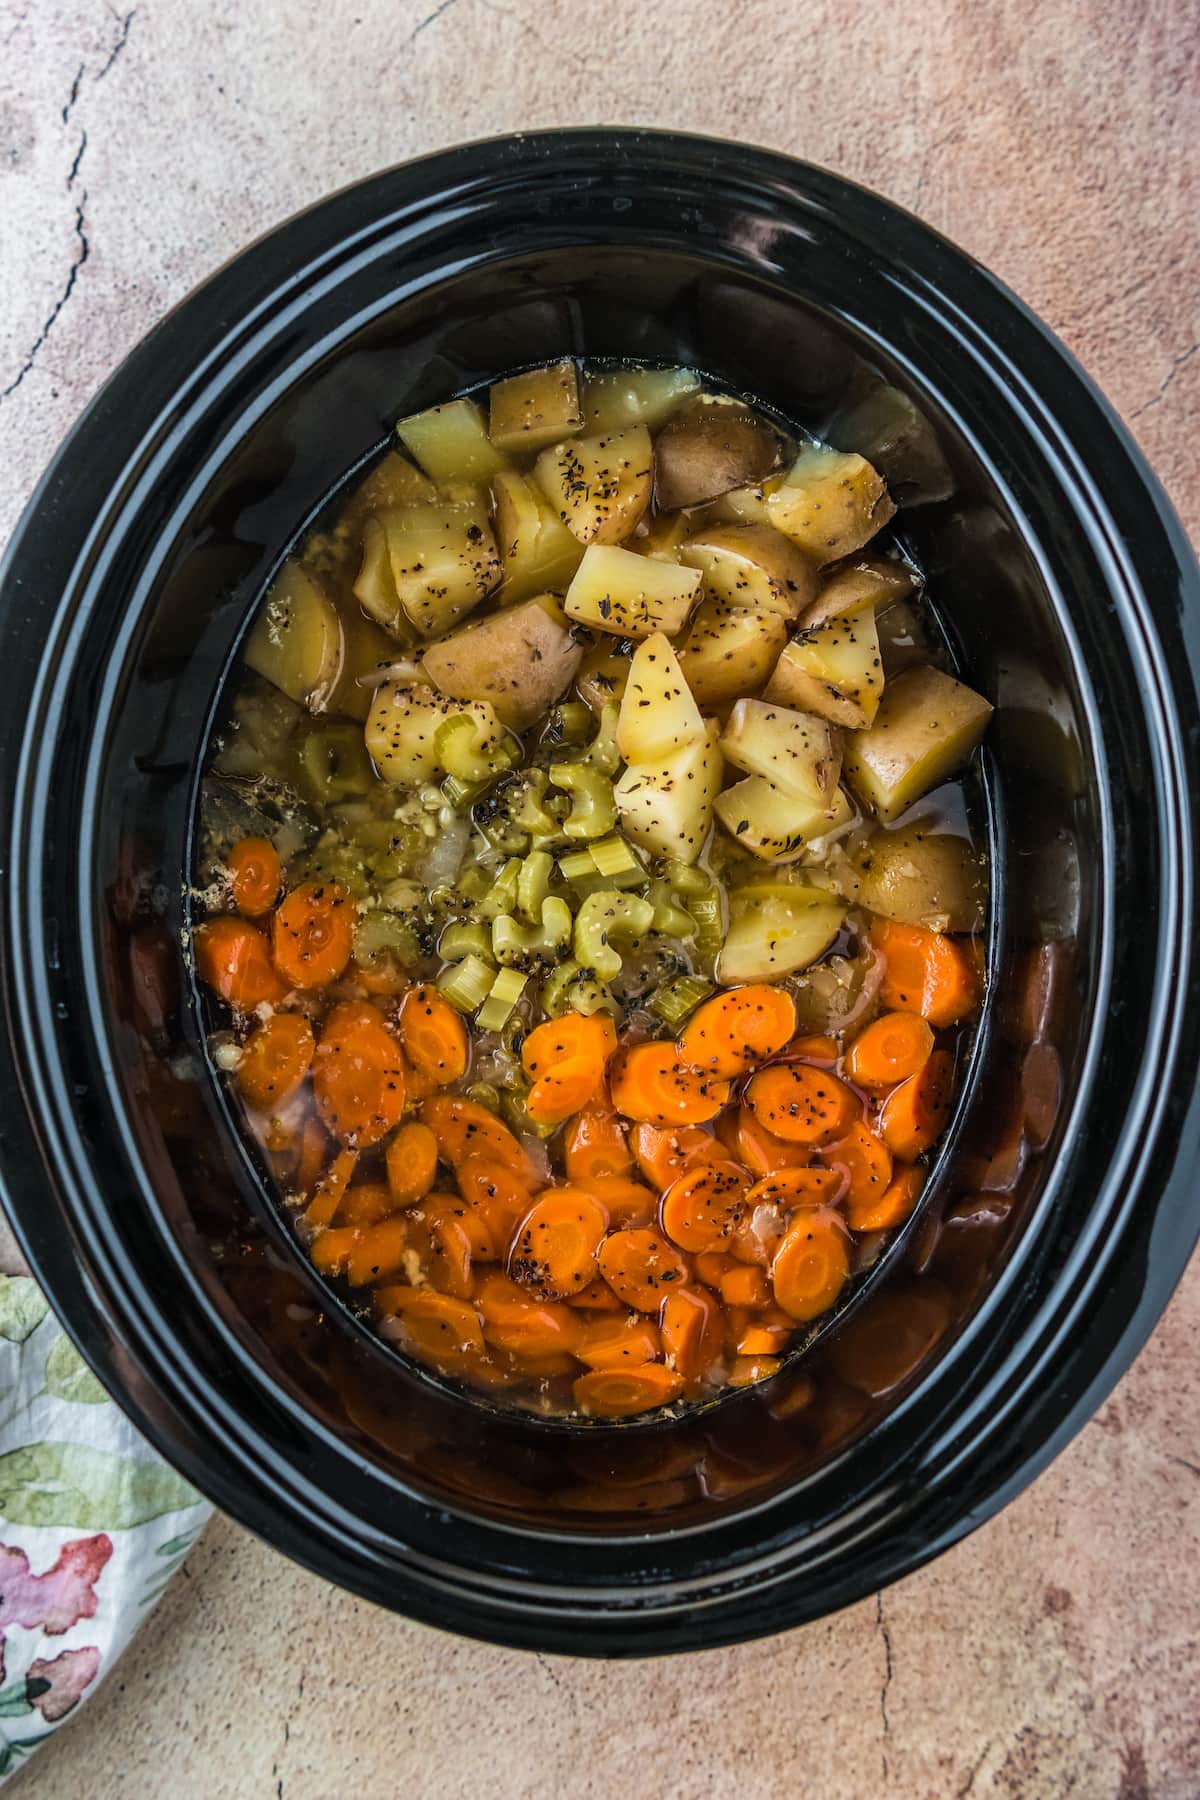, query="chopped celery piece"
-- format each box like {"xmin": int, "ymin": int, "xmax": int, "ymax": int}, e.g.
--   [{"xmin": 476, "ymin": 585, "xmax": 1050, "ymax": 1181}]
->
[
  {"xmin": 687, "ymin": 885, "xmax": 726, "ymax": 972},
  {"xmin": 492, "ymin": 897, "xmax": 574, "ymax": 966},
  {"xmin": 476, "ymin": 967, "xmax": 527, "ymax": 1032},
  {"xmin": 295, "ymin": 723, "xmax": 374, "ymax": 805},
  {"xmin": 544, "ymin": 701, "xmax": 593, "ymax": 746},
  {"xmin": 466, "ymin": 1080, "xmax": 503, "ymax": 1111},
  {"xmin": 438, "ymin": 953, "xmax": 495, "ymax": 1013},
  {"xmin": 558, "ymin": 849, "xmax": 608, "ymax": 898},
  {"xmin": 581, "ymin": 700, "xmax": 620, "ymax": 776},
  {"xmin": 353, "ymin": 910, "xmax": 421, "ymax": 973},
  {"xmin": 649, "ymin": 975, "xmax": 715, "ymax": 1029},
  {"xmin": 439, "ymin": 921, "xmax": 494, "ymax": 965},
  {"xmin": 590, "ymin": 834, "xmax": 645, "ymax": 883},
  {"xmin": 442, "ymin": 772, "xmax": 489, "ymax": 810},
  {"xmin": 539, "ymin": 959, "xmax": 618, "ymax": 1019},
  {"xmin": 513, "ymin": 770, "xmax": 560, "ymax": 838},
  {"xmin": 479, "ymin": 858, "xmax": 522, "ymax": 920},
  {"xmin": 550, "ymin": 763, "xmax": 617, "ymax": 840},
  {"xmin": 660, "ymin": 858, "xmax": 711, "ymax": 896},
  {"xmin": 646, "ymin": 879, "xmax": 696, "ymax": 938},
  {"xmin": 573, "ymin": 890, "xmax": 656, "ymax": 982},
  {"xmin": 516, "ymin": 850, "xmax": 553, "ymax": 921},
  {"xmin": 502, "ymin": 1086, "xmax": 558, "ymax": 1141},
  {"xmin": 434, "ymin": 713, "xmax": 517, "ymax": 784}
]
